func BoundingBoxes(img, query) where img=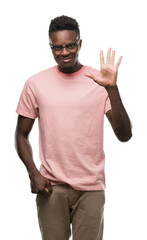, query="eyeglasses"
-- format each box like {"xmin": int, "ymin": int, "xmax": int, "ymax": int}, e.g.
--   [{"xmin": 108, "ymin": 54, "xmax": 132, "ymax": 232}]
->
[{"xmin": 49, "ymin": 39, "xmax": 80, "ymax": 52}]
